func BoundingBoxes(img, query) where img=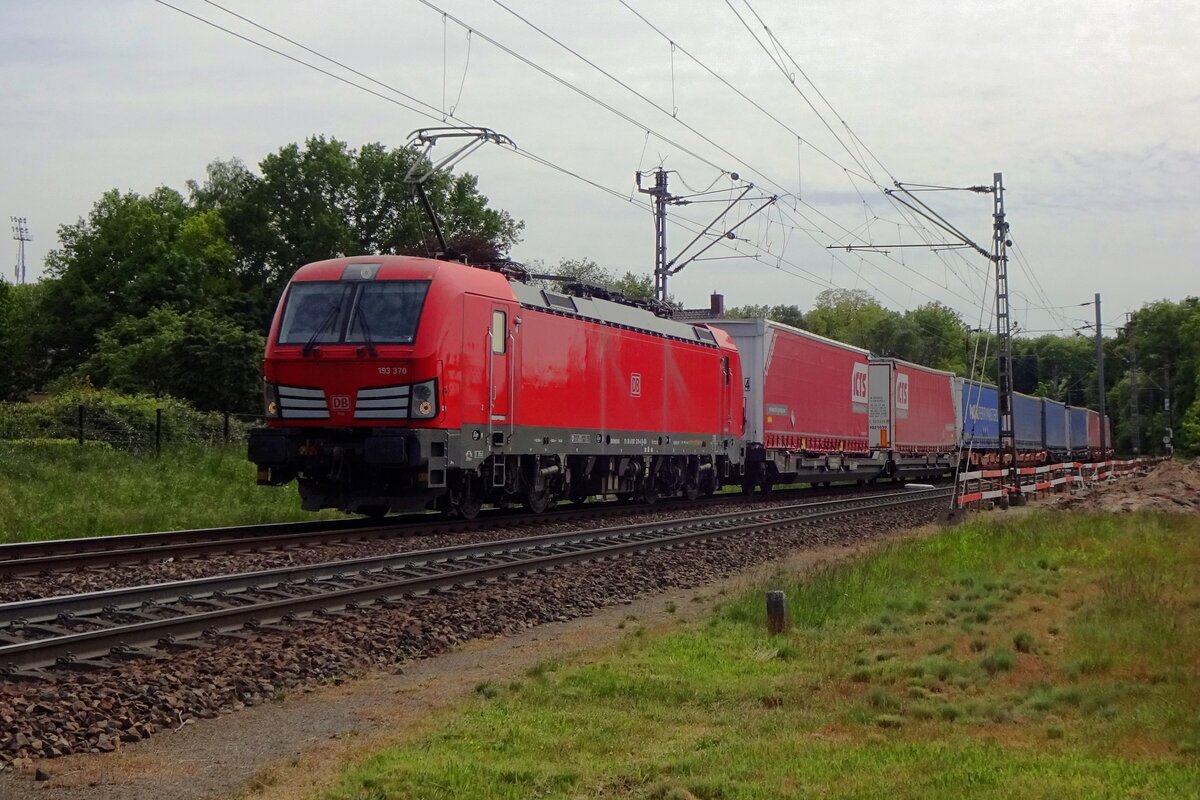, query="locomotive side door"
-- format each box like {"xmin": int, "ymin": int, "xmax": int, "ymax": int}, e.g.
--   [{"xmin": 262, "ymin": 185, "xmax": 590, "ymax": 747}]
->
[
  {"xmin": 487, "ymin": 304, "xmax": 510, "ymax": 424},
  {"xmin": 720, "ymin": 356, "xmax": 732, "ymax": 434}
]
